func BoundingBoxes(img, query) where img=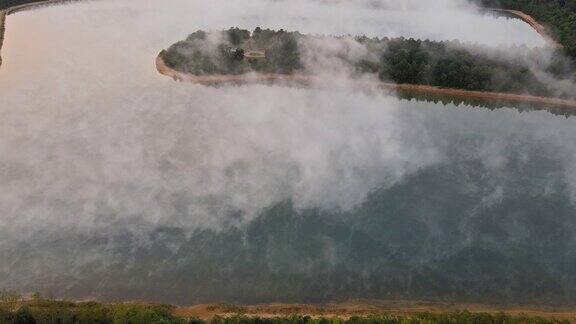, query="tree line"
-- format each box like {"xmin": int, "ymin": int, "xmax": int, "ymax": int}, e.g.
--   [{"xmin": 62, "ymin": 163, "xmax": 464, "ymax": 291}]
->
[{"xmin": 1, "ymin": 0, "xmax": 52, "ymax": 10}]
